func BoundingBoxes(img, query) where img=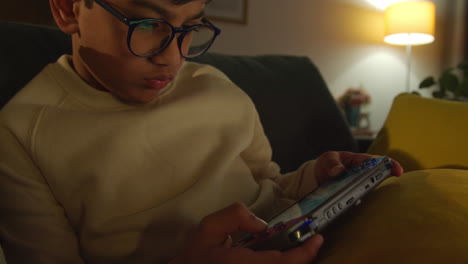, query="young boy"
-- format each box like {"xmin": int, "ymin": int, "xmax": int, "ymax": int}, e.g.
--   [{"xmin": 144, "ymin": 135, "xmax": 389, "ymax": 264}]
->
[{"xmin": 0, "ymin": 0, "xmax": 403, "ymax": 263}]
